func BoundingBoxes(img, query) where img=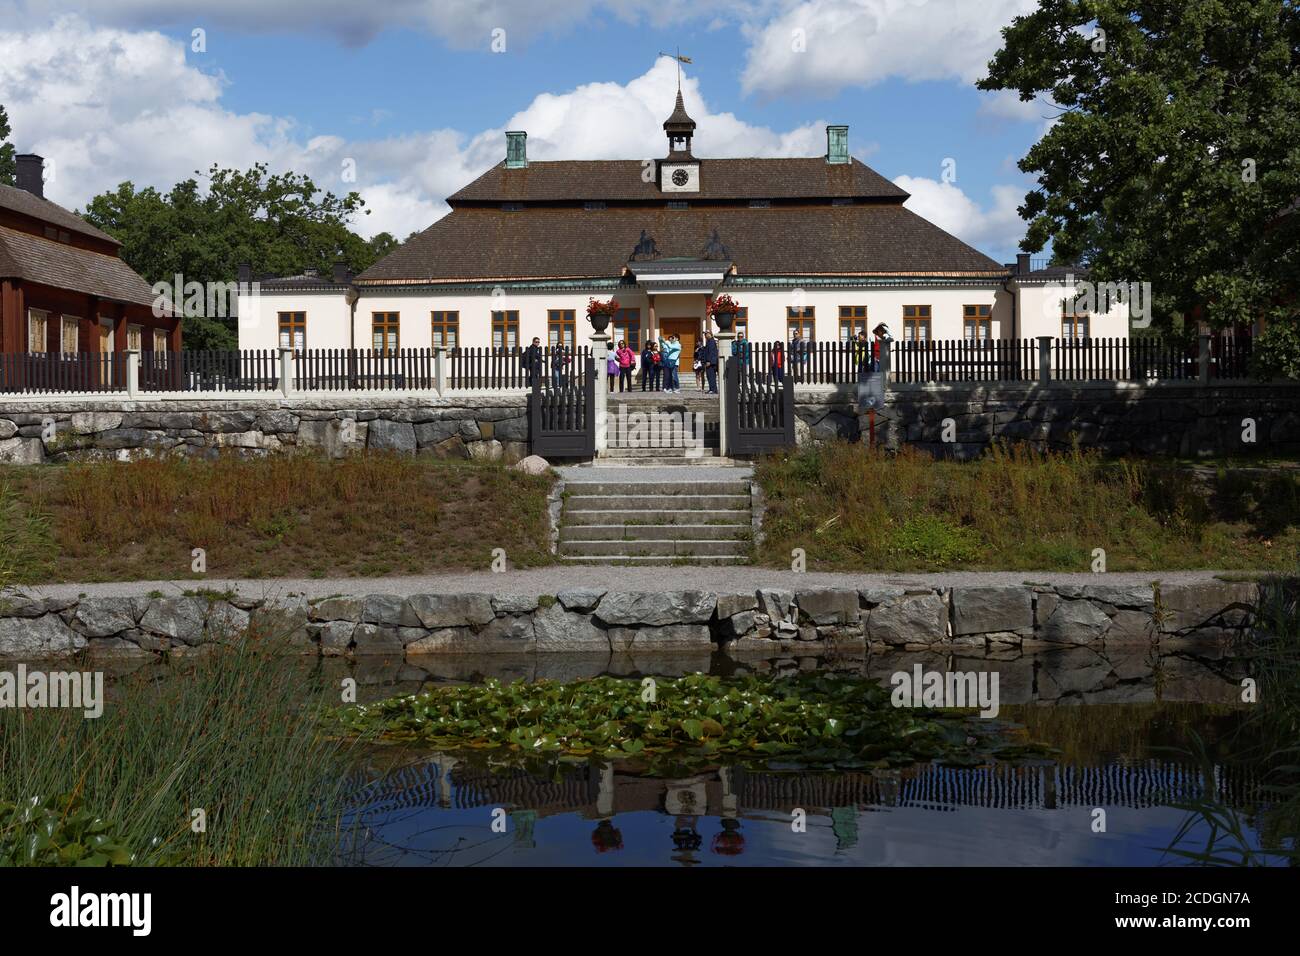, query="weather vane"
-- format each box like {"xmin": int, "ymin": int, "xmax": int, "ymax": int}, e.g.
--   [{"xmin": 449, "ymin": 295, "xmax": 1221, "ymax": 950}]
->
[{"xmin": 658, "ymin": 47, "xmax": 692, "ymax": 91}]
